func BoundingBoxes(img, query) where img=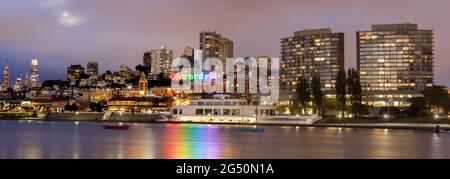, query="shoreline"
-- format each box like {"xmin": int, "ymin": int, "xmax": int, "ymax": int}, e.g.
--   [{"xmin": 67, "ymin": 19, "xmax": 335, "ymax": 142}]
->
[{"xmin": 1, "ymin": 118, "xmax": 449, "ymax": 131}]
